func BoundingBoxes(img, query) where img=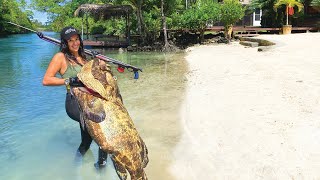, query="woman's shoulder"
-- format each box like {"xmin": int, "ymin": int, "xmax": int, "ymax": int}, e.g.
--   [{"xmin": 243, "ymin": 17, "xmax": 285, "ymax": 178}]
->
[
  {"xmin": 51, "ymin": 52, "xmax": 67, "ymax": 62},
  {"xmin": 50, "ymin": 52, "xmax": 66, "ymax": 66},
  {"xmin": 53, "ymin": 52, "xmax": 65, "ymax": 59}
]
